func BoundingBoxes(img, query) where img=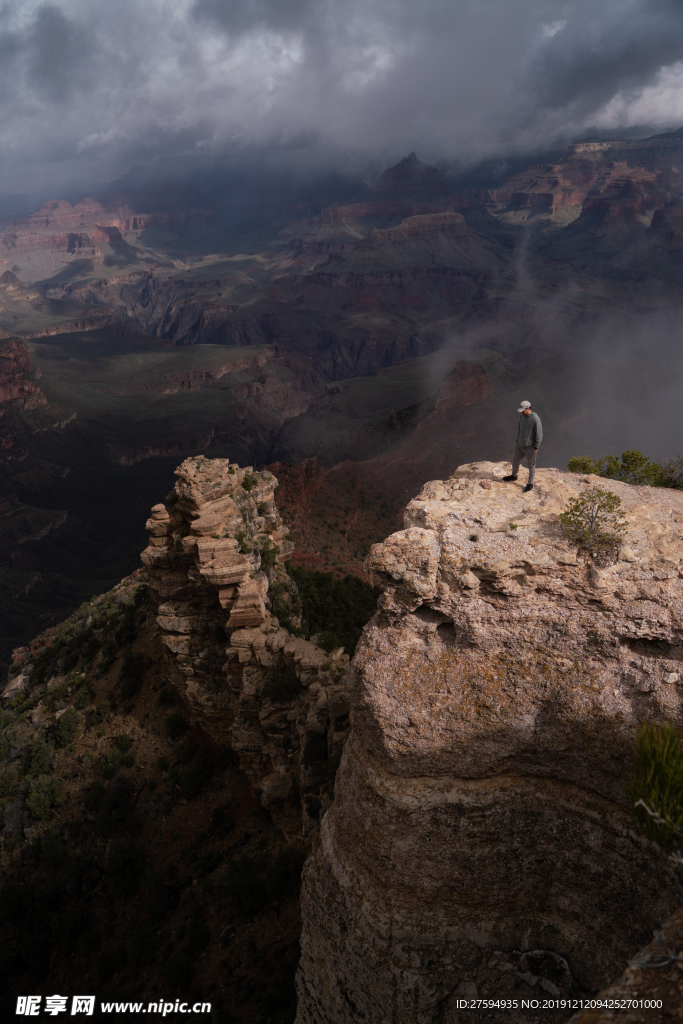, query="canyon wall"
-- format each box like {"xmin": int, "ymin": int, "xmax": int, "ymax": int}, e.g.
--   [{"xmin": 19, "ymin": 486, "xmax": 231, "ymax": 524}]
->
[
  {"xmin": 296, "ymin": 462, "xmax": 683, "ymax": 1022},
  {"xmin": 0, "ymin": 334, "xmax": 46, "ymax": 465}
]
